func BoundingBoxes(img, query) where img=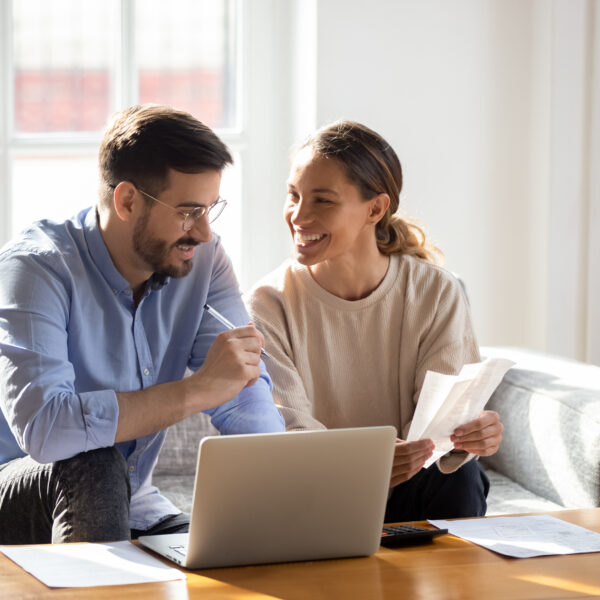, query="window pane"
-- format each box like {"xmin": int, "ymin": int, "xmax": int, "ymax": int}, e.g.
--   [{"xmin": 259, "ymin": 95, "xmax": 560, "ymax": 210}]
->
[
  {"xmin": 212, "ymin": 153, "xmax": 242, "ymax": 279},
  {"xmin": 12, "ymin": 0, "xmax": 119, "ymax": 134},
  {"xmin": 11, "ymin": 155, "xmax": 98, "ymax": 236},
  {"xmin": 135, "ymin": 0, "xmax": 238, "ymax": 129}
]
